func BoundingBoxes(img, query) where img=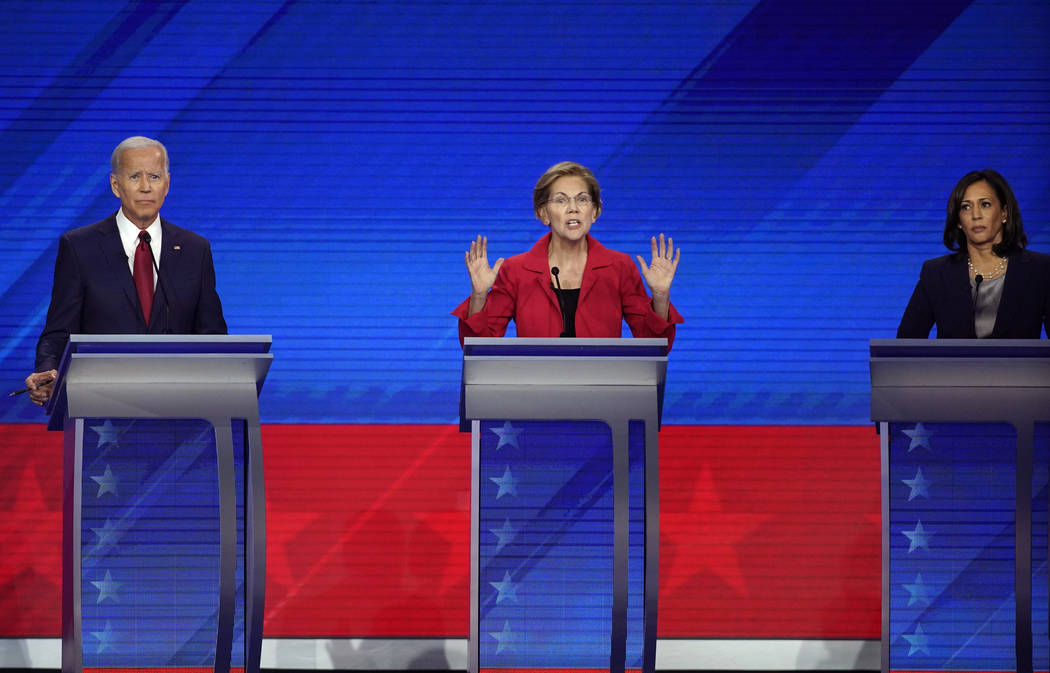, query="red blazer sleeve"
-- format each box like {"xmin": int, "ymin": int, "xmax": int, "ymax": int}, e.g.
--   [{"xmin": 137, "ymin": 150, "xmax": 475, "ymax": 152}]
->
[
  {"xmin": 451, "ymin": 234, "xmax": 684, "ymax": 349},
  {"xmin": 582, "ymin": 249, "xmax": 683, "ymax": 349},
  {"xmin": 451, "ymin": 260, "xmax": 520, "ymax": 345}
]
